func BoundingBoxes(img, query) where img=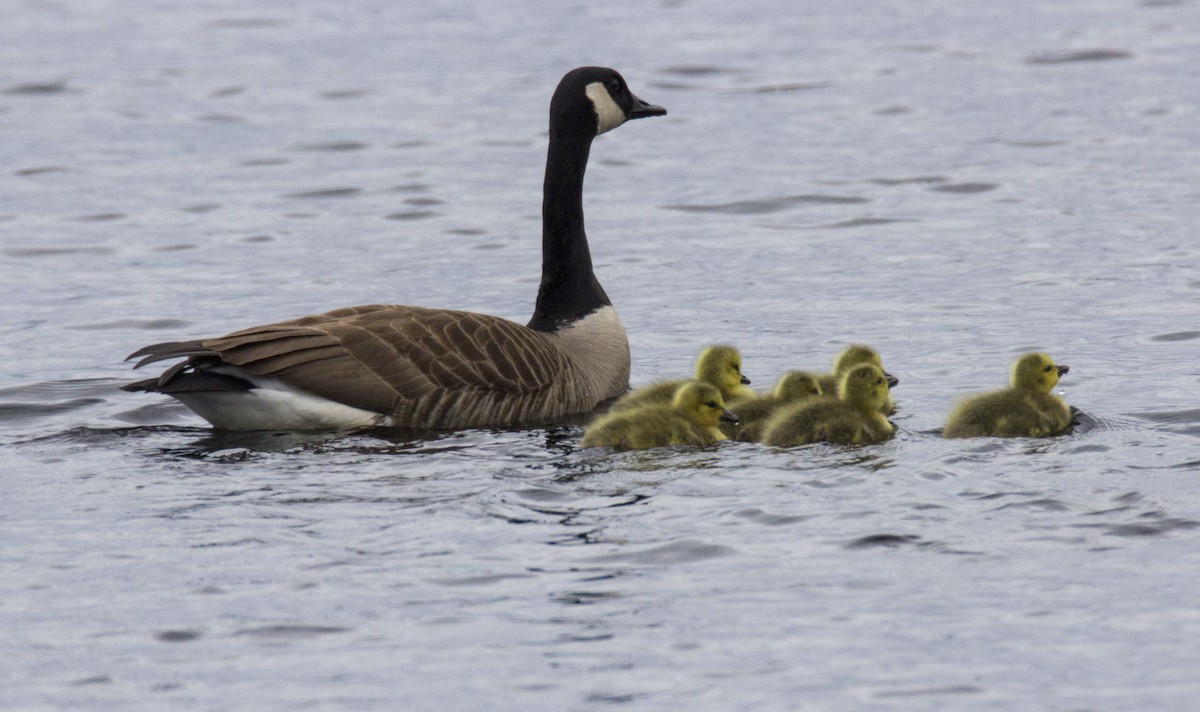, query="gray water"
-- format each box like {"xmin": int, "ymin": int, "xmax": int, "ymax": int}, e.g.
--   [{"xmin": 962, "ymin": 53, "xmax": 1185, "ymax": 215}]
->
[{"xmin": 3, "ymin": 0, "xmax": 1200, "ymax": 709}]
